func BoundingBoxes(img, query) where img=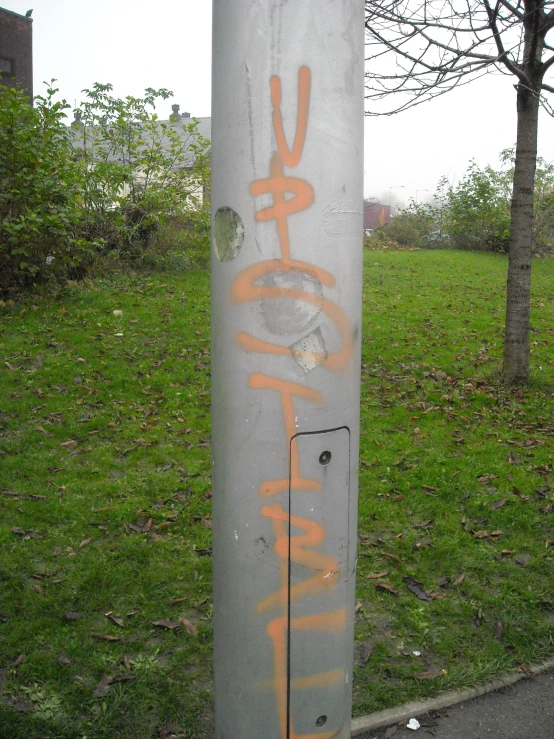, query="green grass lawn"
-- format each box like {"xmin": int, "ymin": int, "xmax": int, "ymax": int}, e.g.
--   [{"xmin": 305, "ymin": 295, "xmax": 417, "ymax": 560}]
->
[{"xmin": 0, "ymin": 250, "xmax": 553, "ymax": 738}]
